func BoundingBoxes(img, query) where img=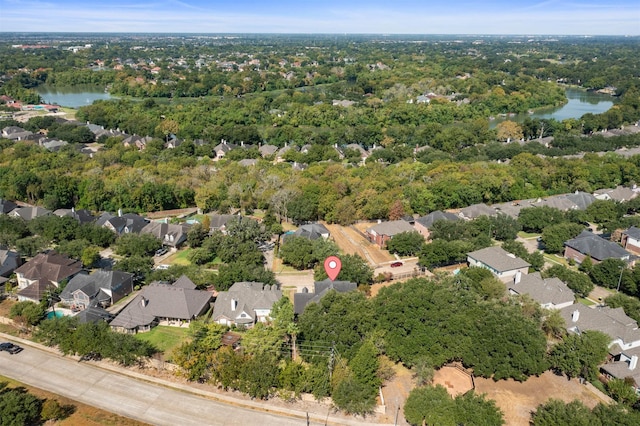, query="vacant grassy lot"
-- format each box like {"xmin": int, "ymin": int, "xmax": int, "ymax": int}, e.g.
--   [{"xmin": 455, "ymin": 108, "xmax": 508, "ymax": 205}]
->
[
  {"xmin": 134, "ymin": 326, "xmax": 191, "ymax": 360},
  {"xmin": 0, "ymin": 375, "xmax": 148, "ymax": 426}
]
